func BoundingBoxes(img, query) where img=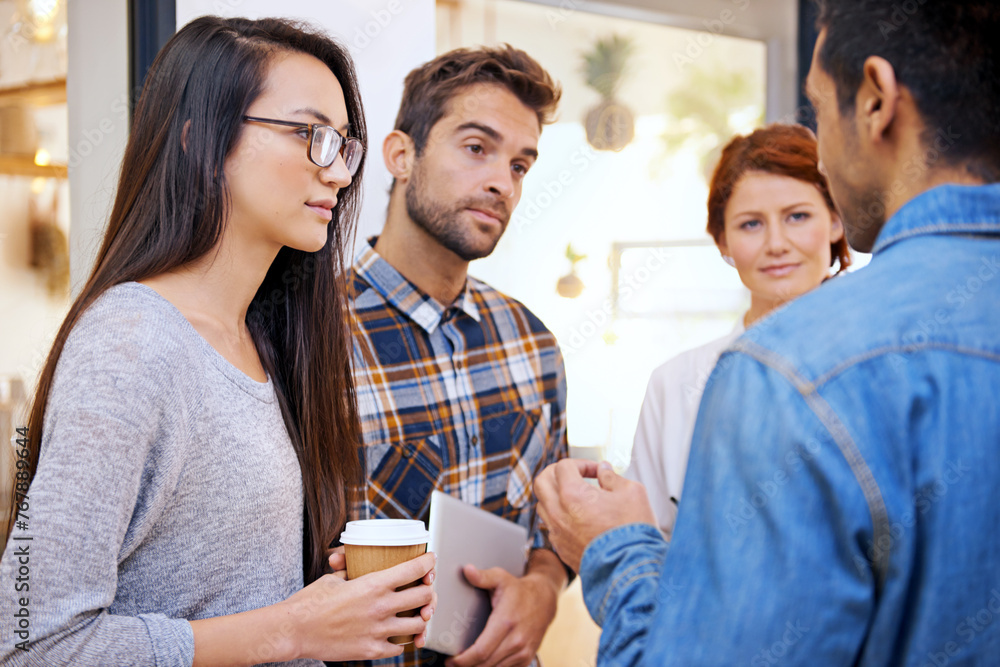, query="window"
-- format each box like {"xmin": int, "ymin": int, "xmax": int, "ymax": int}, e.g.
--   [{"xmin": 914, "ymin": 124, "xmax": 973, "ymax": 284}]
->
[{"xmin": 437, "ymin": 0, "xmax": 767, "ymax": 466}]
